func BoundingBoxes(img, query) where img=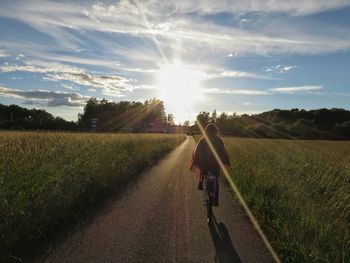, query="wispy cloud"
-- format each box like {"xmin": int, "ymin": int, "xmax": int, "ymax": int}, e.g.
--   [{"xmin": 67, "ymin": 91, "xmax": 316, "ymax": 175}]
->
[
  {"xmin": 0, "ymin": 63, "xmax": 83, "ymax": 74},
  {"xmin": 202, "ymin": 85, "xmax": 323, "ymax": 95},
  {"xmin": 0, "ymin": 86, "xmax": 88, "ymax": 107},
  {"xmin": 264, "ymin": 64, "xmax": 297, "ymax": 73},
  {"xmin": 0, "ymin": 49, "xmax": 9, "ymax": 57},
  {"xmin": 269, "ymin": 85, "xmax": 323, "ymax": 94},
  {"xmin": 202, "ymin": 88, "xmax": 270, "ymax": 95},
  {"xmin": 44, "ymin": 73, "xmax": 132, "ymax": 97},
  {"xmin": 1, "ymin": 0, "xmax": 350, "ymax": 63},
  {"xmin": 204, "ymin": 70, "xmax": 272, "ymax": 80},
  {"xmin": 145, "ymin": 0, "xmax": 350, "ymax": 16},
  {"xmin": 0, "ymin": 62, "xmax": 133, "ymax": 97}
]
